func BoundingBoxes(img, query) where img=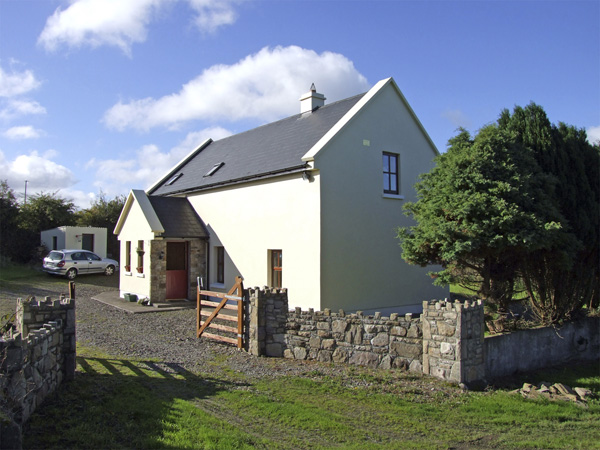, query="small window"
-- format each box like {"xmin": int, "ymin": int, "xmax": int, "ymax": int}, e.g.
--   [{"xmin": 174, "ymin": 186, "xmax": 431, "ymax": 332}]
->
[
  {"xmin": 270, "ymin": 250, "xmax": 282, "ymax": 288},
  {"xmin": 137, "ymin": 240, "xmax": 144, "ymax": 273},
  {"xmin": 125, "ymin": 241, "xmax": 131, "ymax": 271},
  {"xmin": 52, "ymin": 236, "xmax": 58, "ymax": 250},
  {"xmin": 166, "ymin": 173, "xmax": 183, "ymax": 186},
  {"xmin": 383, "ymin": 152, "xmax": 399, "ymax": 195},
  {"xmin": 204, "ymin": 162, "xmax": 224, "ymax": 177},
  {"xmin": 216, "ymin": 246, "xmax": 225, "ymax": 284}
]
